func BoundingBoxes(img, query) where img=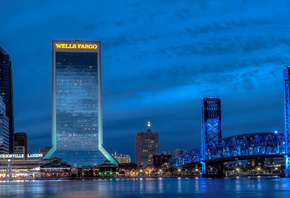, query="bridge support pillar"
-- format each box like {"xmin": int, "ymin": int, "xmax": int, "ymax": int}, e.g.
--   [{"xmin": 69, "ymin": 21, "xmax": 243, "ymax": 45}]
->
[
  {"xmin": 201, "ymin": 97, "xmax": 221, "ymax": 177},
  {"xmin": 201, "ymin": 162, "xmax": 206, "ymax": 176},
  {"xmin": 284, "ymin": 155, "xmax": 290, "ymax": 177}
]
